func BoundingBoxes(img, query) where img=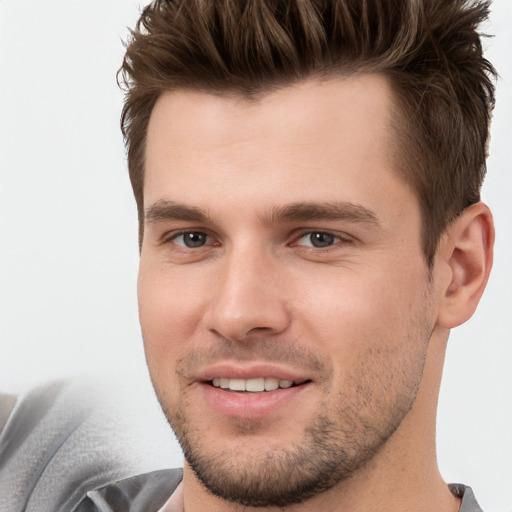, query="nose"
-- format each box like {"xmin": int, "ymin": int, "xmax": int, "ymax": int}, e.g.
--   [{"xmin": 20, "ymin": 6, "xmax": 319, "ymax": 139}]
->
[{"xmin": 204, "ymin": 247, "xmax": 291, "ymax": 342}]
